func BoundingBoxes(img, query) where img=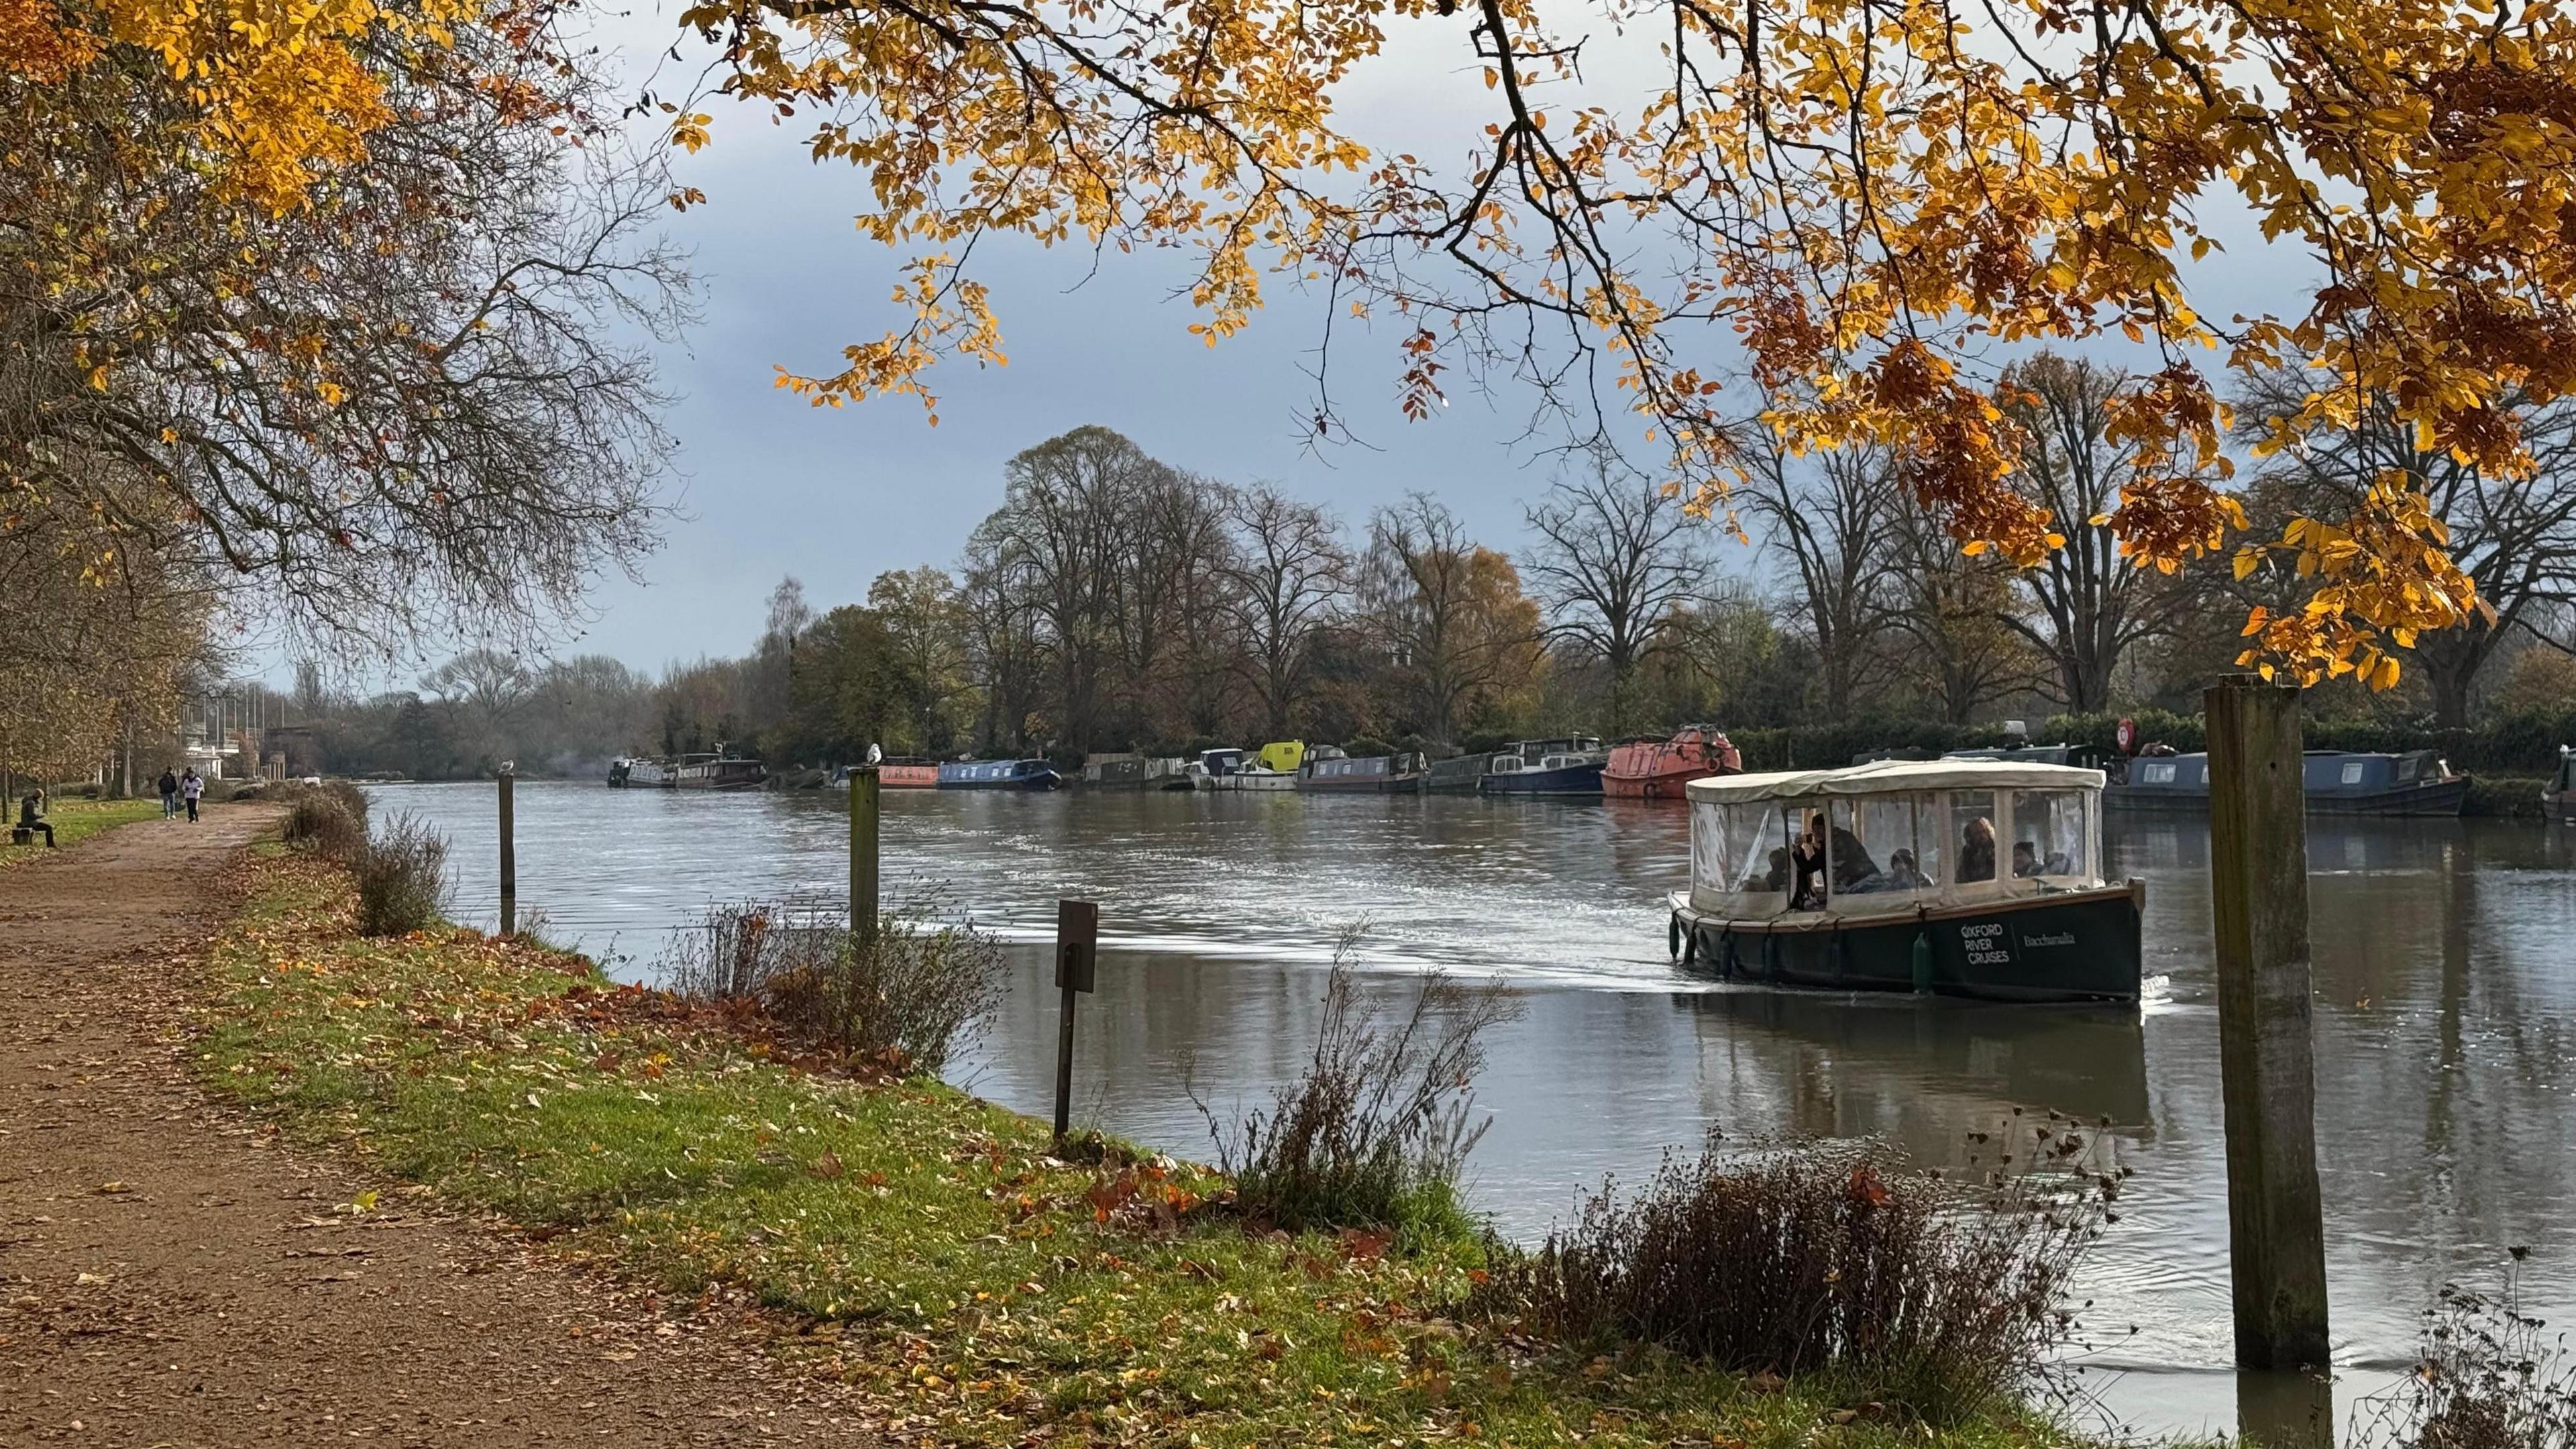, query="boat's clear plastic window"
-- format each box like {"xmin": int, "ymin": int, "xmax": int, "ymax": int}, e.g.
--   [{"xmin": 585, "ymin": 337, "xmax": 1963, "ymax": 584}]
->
[
  {"xmin": 1690, "ymin": 800, "xmax": 1729, "ymax": 890},
  {"xmin": 1722, "ymin": 803, "xmax": 1790, "ymax": 894},
  {"xmin": 1951, "ymin": 791, "xmax": 1999, "ymax": 882},
  {"xmin": 2008, "ymin": 790, "xmax": 2088, "ymax": 877},
  {"xmin": 1837, "ymin": 796, "xmax": 1923, "ymax": 894},
  {"xmin": 2139, "ymin": 760, "xmax": 2176, "ymax": 783}
]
